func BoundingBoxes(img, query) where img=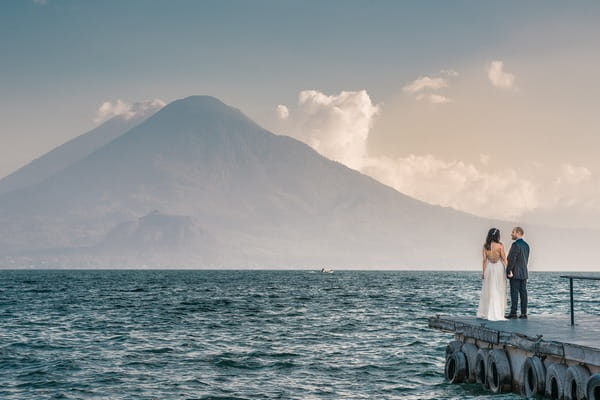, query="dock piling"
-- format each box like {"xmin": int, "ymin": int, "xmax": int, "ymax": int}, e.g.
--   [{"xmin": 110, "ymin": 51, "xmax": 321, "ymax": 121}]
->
[{"xmin": 430, "ymin": 315, "xmax": 600, "ymax": 398}]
